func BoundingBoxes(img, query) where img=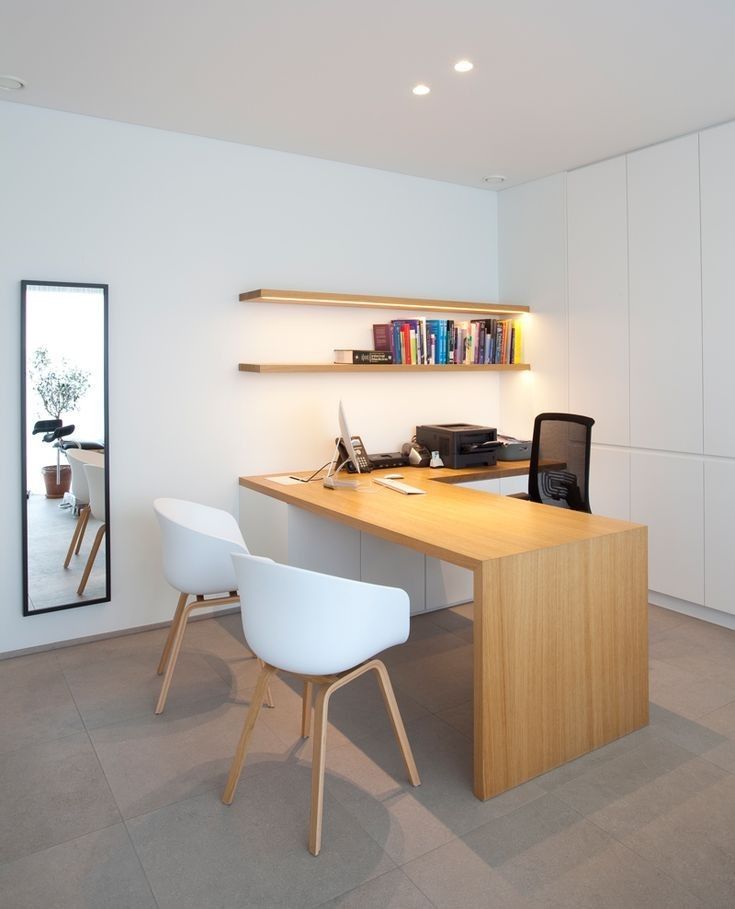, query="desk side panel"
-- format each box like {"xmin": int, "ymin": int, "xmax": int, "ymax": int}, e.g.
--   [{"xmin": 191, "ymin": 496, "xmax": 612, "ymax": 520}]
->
[{"xmin": 473, "ymin": 525, "xmax": 648, "ymax": 799}]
